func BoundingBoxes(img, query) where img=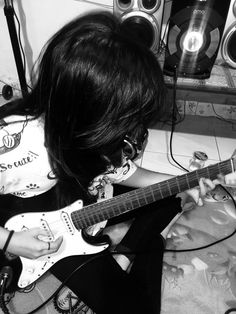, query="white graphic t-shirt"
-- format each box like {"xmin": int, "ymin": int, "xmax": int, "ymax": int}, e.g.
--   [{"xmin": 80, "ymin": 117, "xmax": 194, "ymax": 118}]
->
[
  {"xmin": 0, "ymin": 115, "xmax": 56, "ymax": 197},
  {"xmin": 0, "ymin": 115, "xmax": 137, "ymax": 199}
]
